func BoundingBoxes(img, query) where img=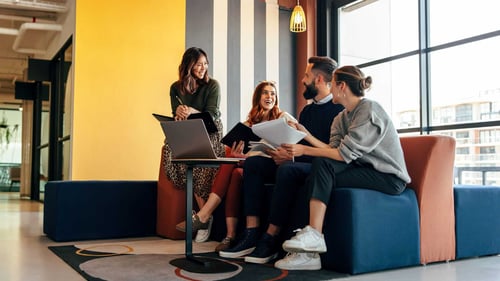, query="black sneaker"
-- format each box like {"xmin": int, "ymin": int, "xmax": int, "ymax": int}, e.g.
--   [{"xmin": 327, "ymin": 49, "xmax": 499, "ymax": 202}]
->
[
  {"xmin": 219, "ymin": 228, "xmax": 258, "ymax": 258},
  {"xmin": 244, "ymin": 233, "xmax": 279, "ymax": 264}
]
